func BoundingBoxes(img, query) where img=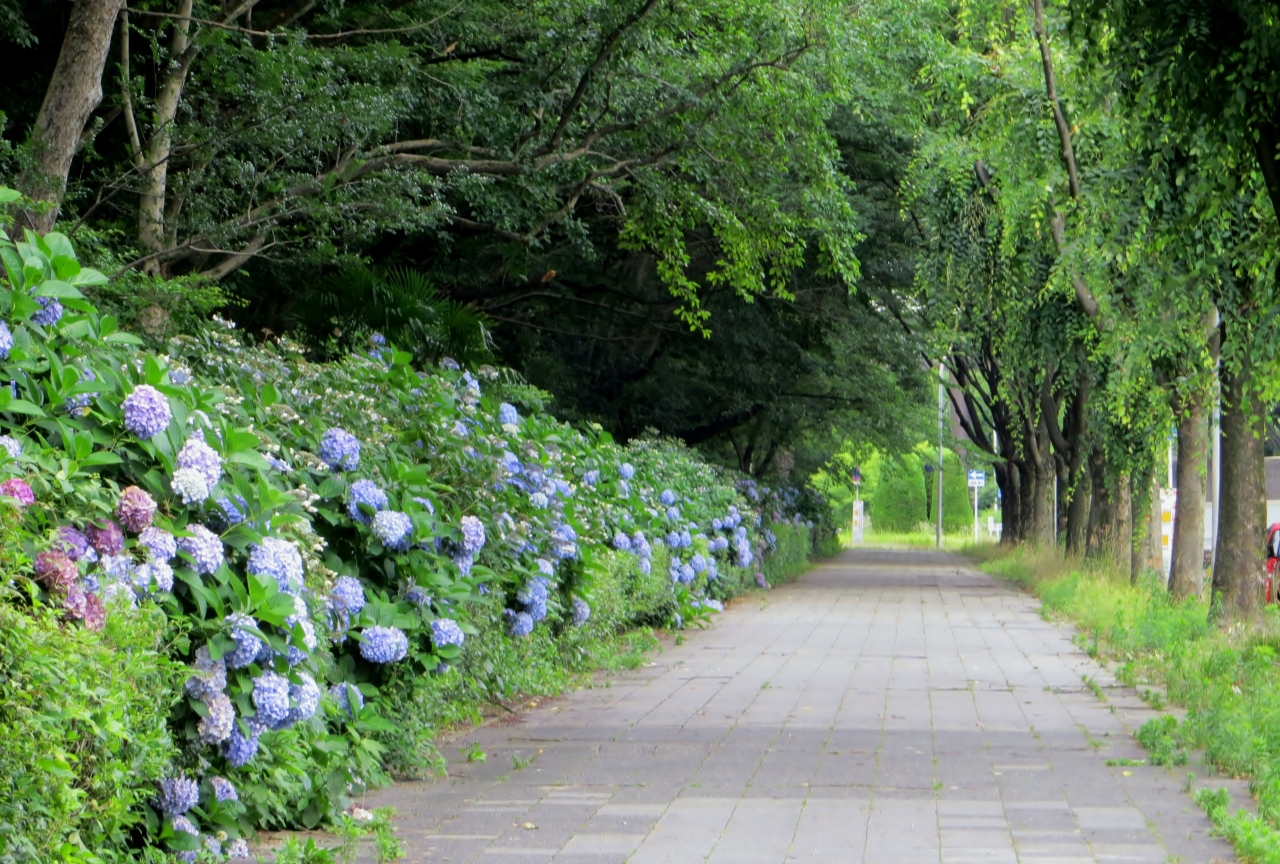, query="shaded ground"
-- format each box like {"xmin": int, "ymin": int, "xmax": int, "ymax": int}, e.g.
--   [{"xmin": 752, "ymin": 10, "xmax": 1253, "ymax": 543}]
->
[{"xmin": 367, "ymin": 548, "xmax": 1236, "ymax": 862}]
